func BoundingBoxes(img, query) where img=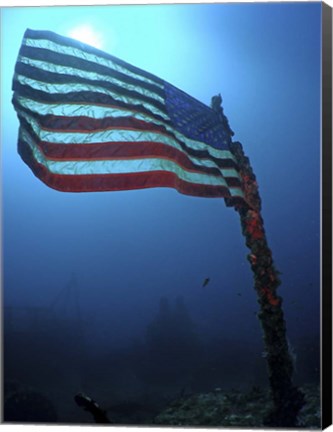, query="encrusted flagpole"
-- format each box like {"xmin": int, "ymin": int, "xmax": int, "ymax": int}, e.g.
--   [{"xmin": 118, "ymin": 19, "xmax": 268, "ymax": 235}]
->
[{"xmin": 211, "ymin": 95, "xmax": 305, "ymax": 427}]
